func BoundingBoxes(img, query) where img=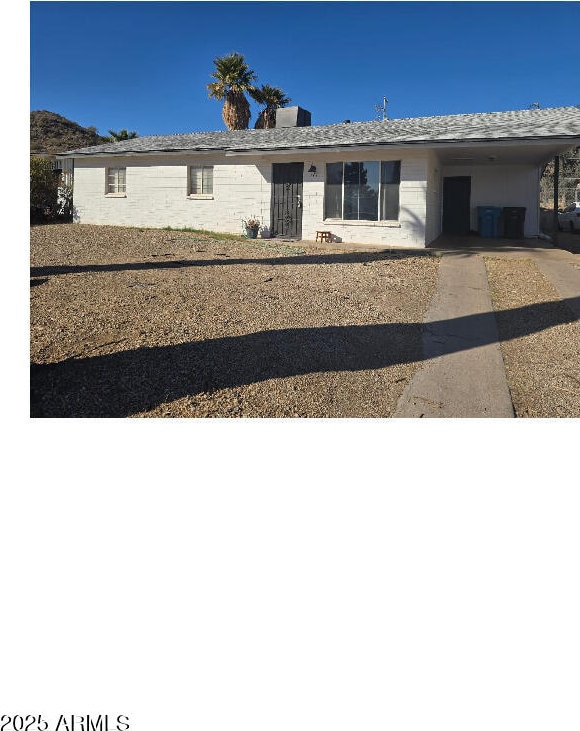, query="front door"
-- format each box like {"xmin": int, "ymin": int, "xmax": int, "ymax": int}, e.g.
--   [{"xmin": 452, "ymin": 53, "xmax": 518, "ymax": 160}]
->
[
  {"xmin": 442, "ymin": 176, "xmax": 471, "ymax": 234},
  {"xmin": 271, "ymin": 163, "xmax": 304, "ymax": 238}
]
